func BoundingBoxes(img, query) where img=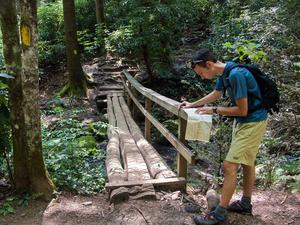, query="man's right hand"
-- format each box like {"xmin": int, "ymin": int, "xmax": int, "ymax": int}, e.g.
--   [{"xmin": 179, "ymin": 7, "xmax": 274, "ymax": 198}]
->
[{"xmin": 179, "ymin": 101, "xmax": 193, "ymax": 109}]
